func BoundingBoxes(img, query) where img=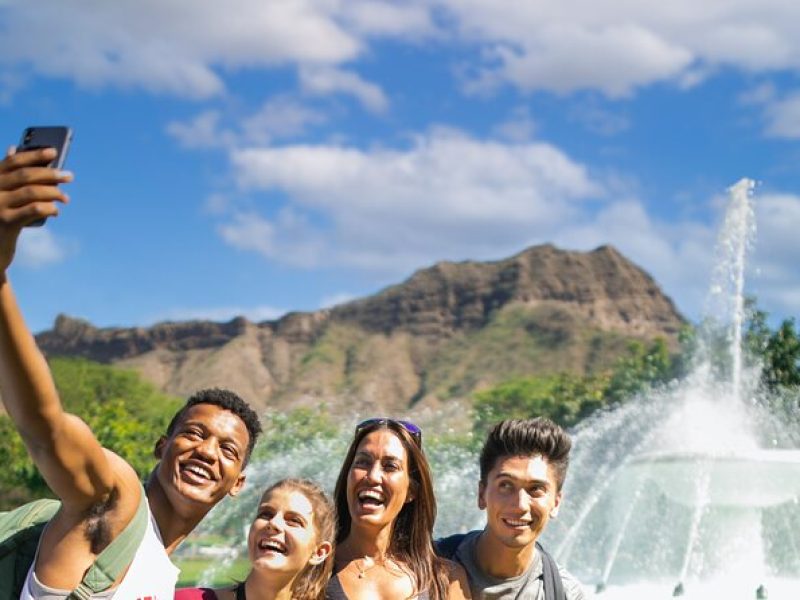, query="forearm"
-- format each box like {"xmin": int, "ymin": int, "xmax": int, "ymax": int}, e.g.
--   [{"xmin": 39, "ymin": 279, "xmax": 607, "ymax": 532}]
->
[{"xmin": 0, "ymin": 274, "xmax": 64, "ymax": 446}]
